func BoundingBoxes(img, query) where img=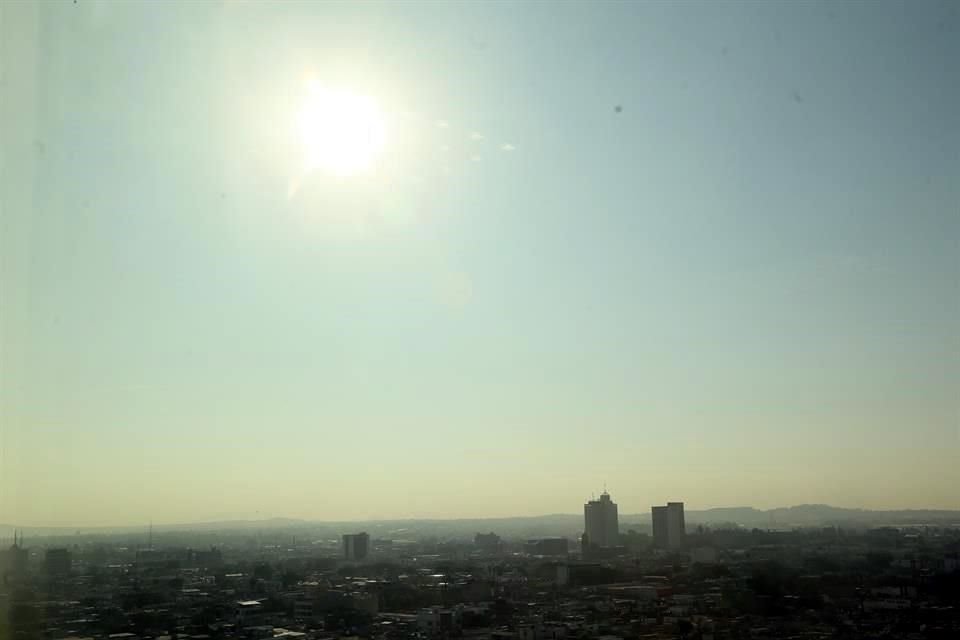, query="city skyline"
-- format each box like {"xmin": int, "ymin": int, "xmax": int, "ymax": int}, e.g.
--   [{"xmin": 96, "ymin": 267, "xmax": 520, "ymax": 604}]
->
[
  {"xmin": 3, "ymin": 504, "xmax": 958, "ymax": 639},
  {"xmin": 2, "ymin": 1, "xmax": 957, "ymax": 527}
]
